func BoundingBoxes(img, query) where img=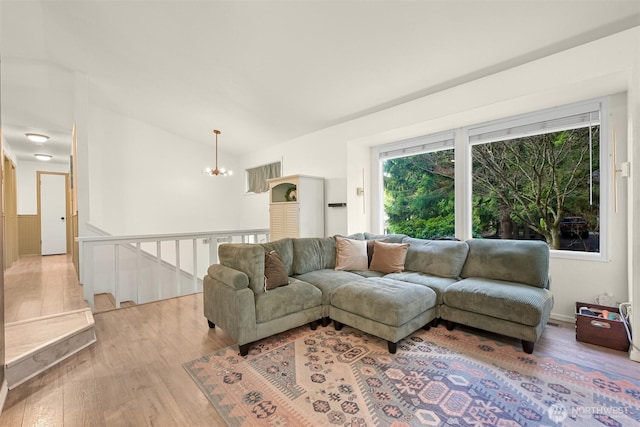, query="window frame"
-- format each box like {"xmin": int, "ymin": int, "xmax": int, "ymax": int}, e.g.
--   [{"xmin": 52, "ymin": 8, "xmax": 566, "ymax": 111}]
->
[
  {"xmin": 380, "ymin": 140, "xmax": 456, "ymax": 238},
  {"xmin": 374, "ymin": 97, "xmax": 610, "ymax": 262}
]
